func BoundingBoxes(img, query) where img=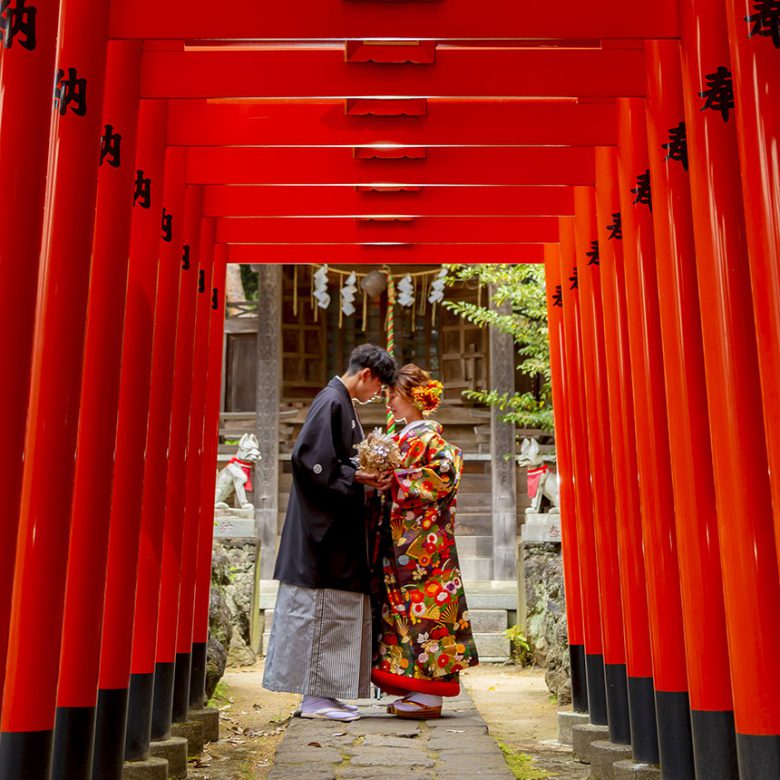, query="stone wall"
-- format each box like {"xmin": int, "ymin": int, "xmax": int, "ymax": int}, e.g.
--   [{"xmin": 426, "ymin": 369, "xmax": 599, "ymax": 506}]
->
[
  {"xmin": 206, "ymin": 539, "xmax": 261, "ymax": 698},
  {"xmin": 523, "ymin": 541, "xmax": 571, "ymax": 705},
  {"xmin": 217, "ymin": 539, "xmax": 260, "ymax": 667},
  {"xmin": 207, "ymin": 544, "xmax": 233, "ymax": 699}
]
